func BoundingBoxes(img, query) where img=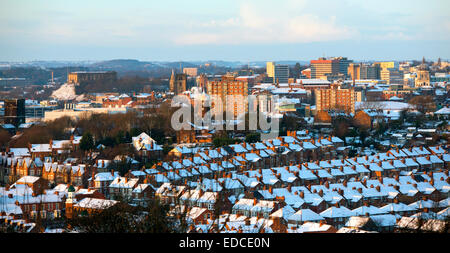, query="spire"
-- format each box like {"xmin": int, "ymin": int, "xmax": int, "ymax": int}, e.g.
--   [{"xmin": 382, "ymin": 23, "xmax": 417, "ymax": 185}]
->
[
  {"xmin": 422, "ymin": 57, "xmax": 425, "ymax": 65},
  {"xmin": 170, "ymin": 69, "xmax": 175, "ymax": 93}
]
